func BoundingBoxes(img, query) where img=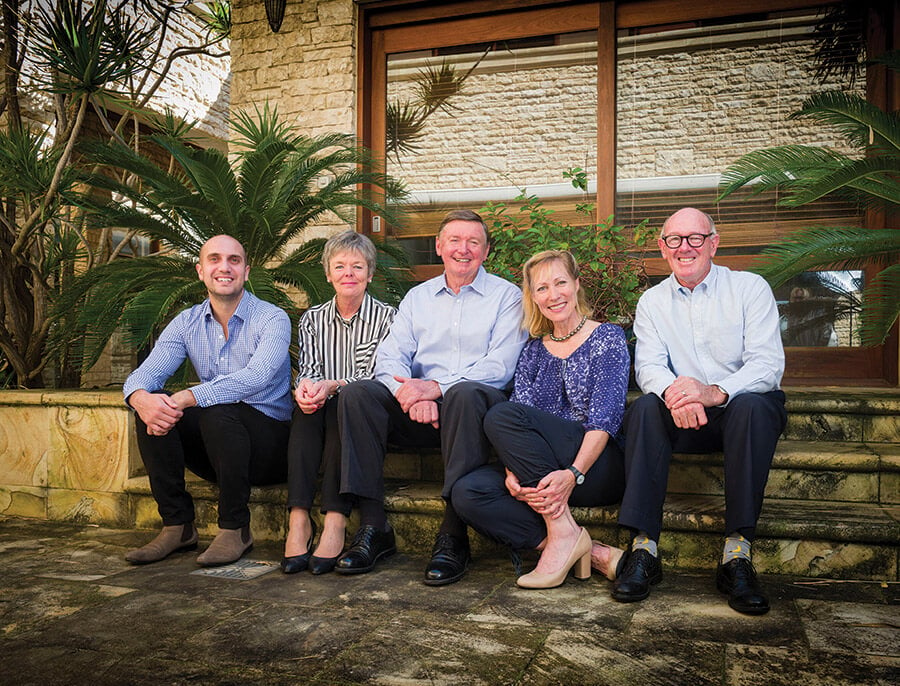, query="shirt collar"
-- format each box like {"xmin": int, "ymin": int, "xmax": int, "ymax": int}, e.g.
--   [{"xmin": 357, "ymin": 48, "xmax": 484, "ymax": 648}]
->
[
  {"xmin": 202, "ymin": 290, "xmax": 251, "ymax": 322},
  {"xmin": 669, "ymin": 263, "xmax": 719, "ymax": 296},
  {"xmin": 328, "ymin": 292, "xmax": 373, "ymax": 324},
  {"xmin": 432, "ymin": 266, "xmax": 488, "ymax": 296}
]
